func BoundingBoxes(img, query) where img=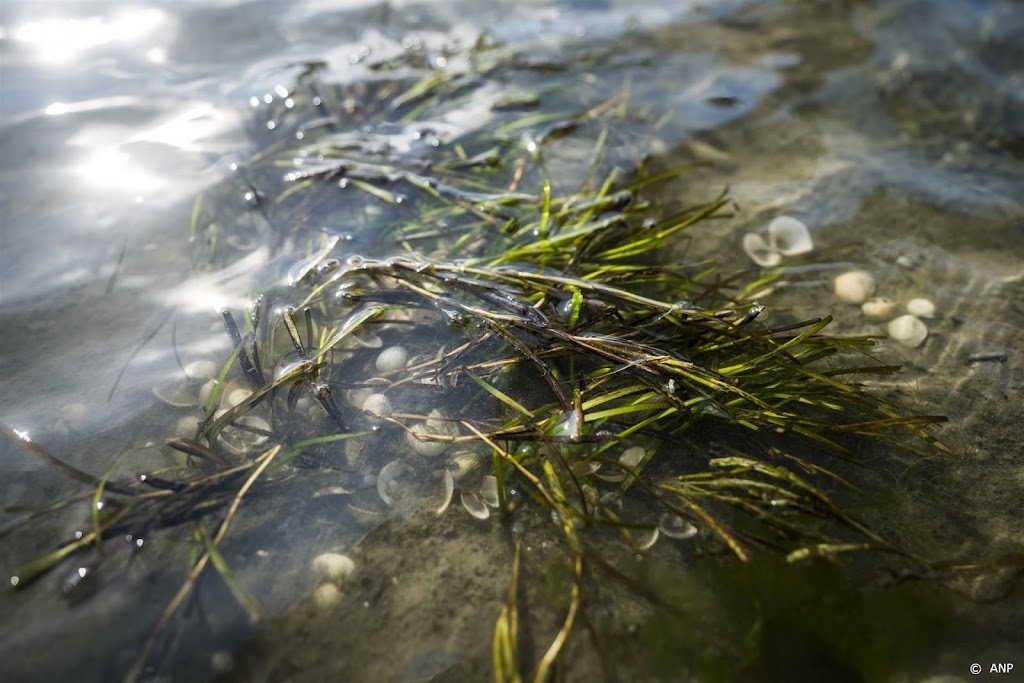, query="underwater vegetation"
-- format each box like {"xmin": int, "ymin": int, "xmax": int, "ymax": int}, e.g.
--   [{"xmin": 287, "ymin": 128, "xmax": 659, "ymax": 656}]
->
[{"xmin": 3, "ymin": 35, "xmax": 968, "ymax": 682}]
